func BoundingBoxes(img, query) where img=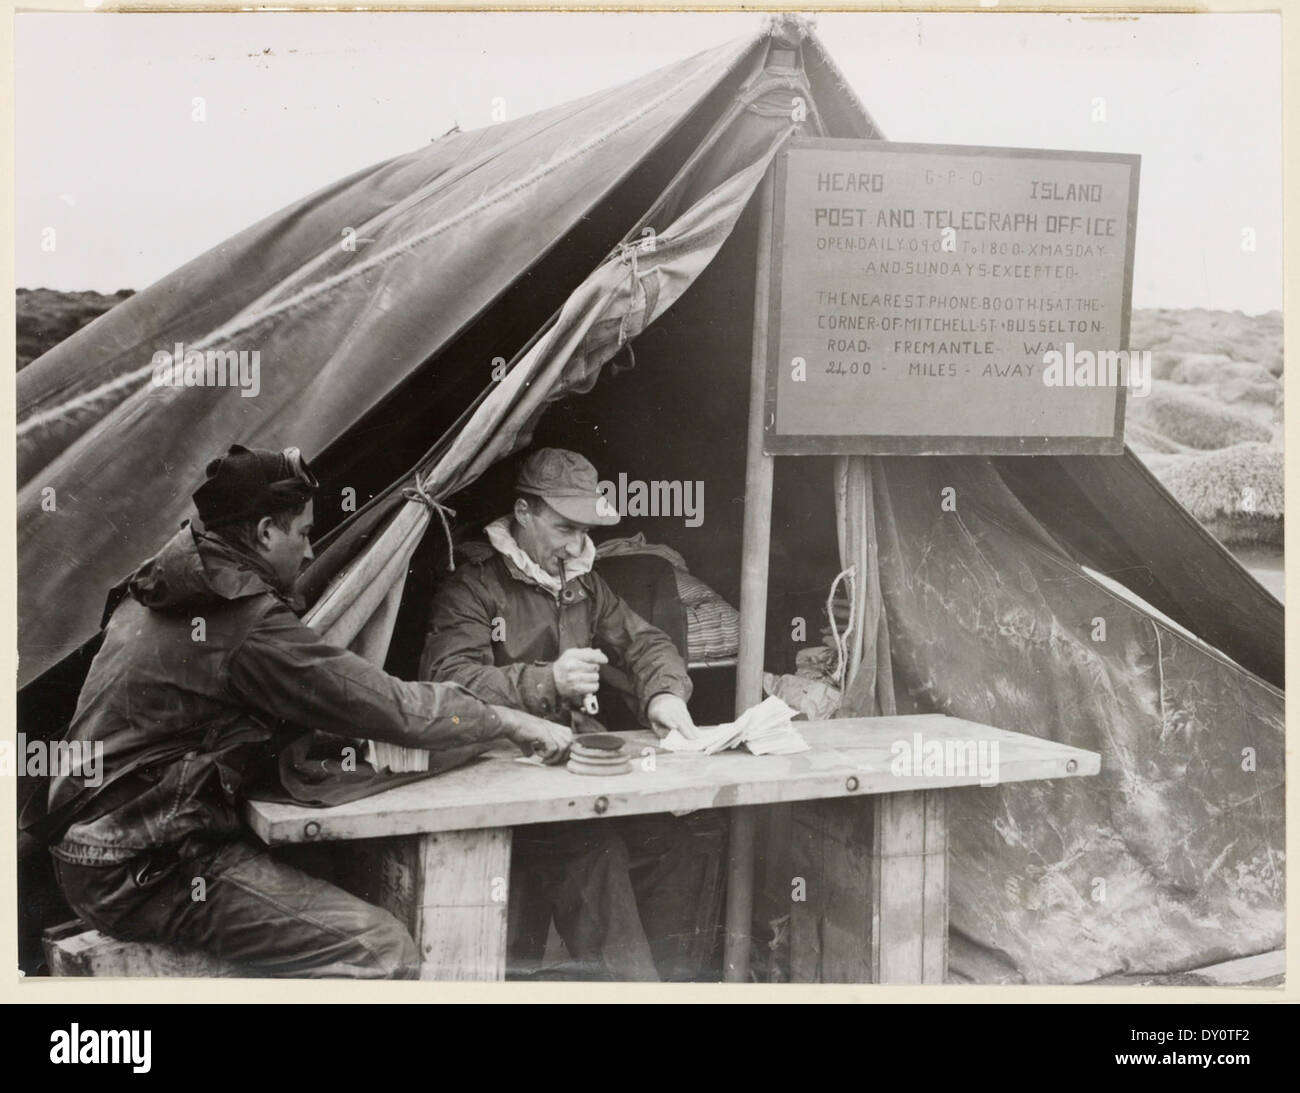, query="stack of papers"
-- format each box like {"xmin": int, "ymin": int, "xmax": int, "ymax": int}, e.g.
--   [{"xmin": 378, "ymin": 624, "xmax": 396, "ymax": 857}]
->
[
  {"xmin": 368, "ymin": 740, "xmax": 429, "ymax": 774},
  {"xmin": 660, "ymin": 696, "xmax": 809, "ymax": 756}
]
